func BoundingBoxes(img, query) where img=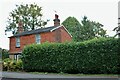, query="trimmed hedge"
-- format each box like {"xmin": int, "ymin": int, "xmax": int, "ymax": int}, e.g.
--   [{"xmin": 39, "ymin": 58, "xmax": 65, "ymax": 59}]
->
[{"xmin": 21, "ymin": 38, "xmax": 119, "ymax": 74}]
